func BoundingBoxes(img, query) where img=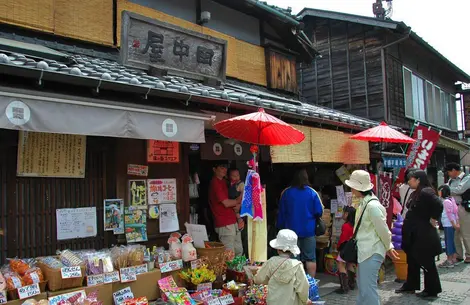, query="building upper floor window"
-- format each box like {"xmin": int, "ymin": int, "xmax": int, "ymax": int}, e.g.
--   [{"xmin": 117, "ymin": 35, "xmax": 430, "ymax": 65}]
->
[{"xmin": 403, "ymin": 67, "xmax": 457, "ymax": 131}]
